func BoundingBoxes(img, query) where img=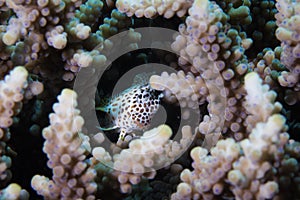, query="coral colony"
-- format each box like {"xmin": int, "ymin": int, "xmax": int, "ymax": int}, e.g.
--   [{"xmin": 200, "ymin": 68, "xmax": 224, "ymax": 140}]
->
[{"xmin": 0, "ymin": 0, "xmax": 300, "ymax": 199}]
